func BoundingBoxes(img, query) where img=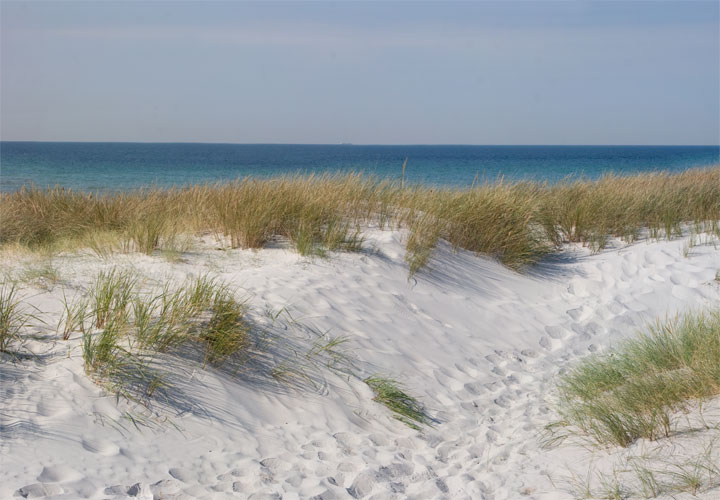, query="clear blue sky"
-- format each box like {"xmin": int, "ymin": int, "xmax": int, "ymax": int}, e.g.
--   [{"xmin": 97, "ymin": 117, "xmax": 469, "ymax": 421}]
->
[{"xmin": 1, "ymin": 1, "xmax": 718, "ymax": 145}]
